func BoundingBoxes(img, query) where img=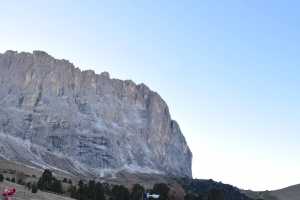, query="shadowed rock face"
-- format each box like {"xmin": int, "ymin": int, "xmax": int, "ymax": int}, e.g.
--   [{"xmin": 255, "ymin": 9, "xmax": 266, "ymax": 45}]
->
[{"xmin": 0, "ymin": 50, "xmax": 192, "ymax": 178}]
